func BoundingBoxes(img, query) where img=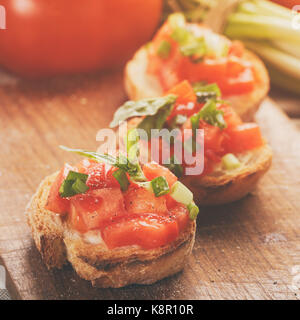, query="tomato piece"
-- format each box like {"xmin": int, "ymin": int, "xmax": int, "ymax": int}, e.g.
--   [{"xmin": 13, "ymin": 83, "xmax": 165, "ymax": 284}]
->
[
  {"xmin": 102, "ymin": 214, "xmax": 179, "ymax": 249},
  {"xmin": 45, "ymin": 163, "xmax": 74, "ymax": 214},
  {"xmin": 219, "ymin": 104, "xmax": 243, "ymax": 129},
  {"xmin": 143, "ymin": 162, "xmax": 178, "ymax": 187},
  {"xmin": 200, "ymin": 121, "xmax": 225, "ymax": 154},
  {"xmin": 69, "ymin": 188, "xmax": 126, "ymax": 232},
  {"xmin": 225, "ymin": 123, "xmax": 264, "ymax": 153},
  {"xmin": 124, "ymin": 186, "xmax": 168, "ymax": 214},
  {"xmin": 169, "ymin": 204, "xmax": 189, "ymax": 232},
  {"xmin": 219, "ymin": 68, "xmax": 255, "ymax": 95},
  {"xmin": 76, "ymin": 159, "xmax": 119, "ymax": 189},
  {"xmin": 166, "ymin": 80, "xmax": 196, "ymax": 105}
]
